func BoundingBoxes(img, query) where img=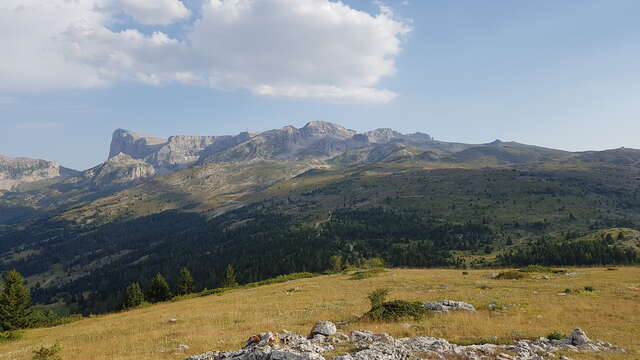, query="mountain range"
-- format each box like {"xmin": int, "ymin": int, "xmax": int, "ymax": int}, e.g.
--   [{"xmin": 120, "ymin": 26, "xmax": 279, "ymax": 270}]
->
[{"xmin": 1, "ymin": 121, "xmax": 639, "ymax": 313}]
